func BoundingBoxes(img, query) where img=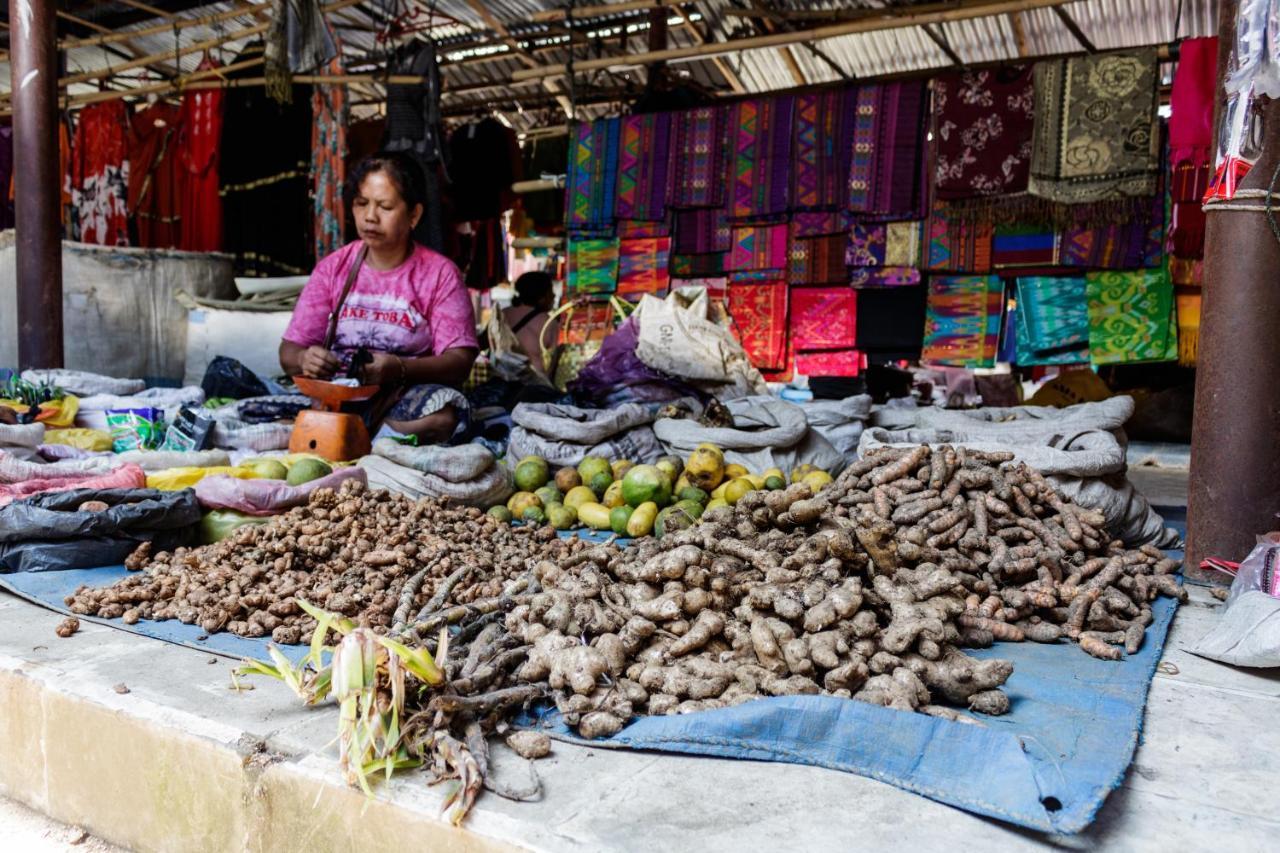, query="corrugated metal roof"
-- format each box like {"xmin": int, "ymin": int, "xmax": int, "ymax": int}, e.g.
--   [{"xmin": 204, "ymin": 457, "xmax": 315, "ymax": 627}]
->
[{"xmin": 0, "ymin": 0, "xmax": 1221, "ymax": 130}]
